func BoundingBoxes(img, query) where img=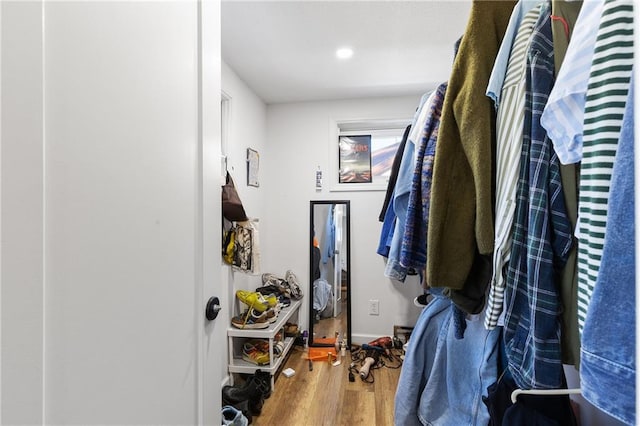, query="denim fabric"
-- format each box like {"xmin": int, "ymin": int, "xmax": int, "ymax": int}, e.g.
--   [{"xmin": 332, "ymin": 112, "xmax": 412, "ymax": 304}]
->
[
  {"xmin": 394, "ymin": 292, "xmax": 500, "ymax": 425},
  {"xmin": 376, "ymin": 192, "xmax": 396, "ymax": 258},
  {"xmin": 378, "ymin": 93, "xmax": 431, "ymax": 261},
  {"xmin": 580, "ymin": 76, "xmax": 635, "ymax": 426},
  {"xmin": 383, "ymin": 127, "xmax": 417, "ymax": 282},
  {"xmin": 321, "ymin": 206, "xmax": 335, "ymax": 264},
  {"xmin": 221, "ymin": 405, "xmax": 248, "ymax": 426},
  {"xmin": 395, "ymin": 295, "xmax": 451, "ymax": 426}
]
